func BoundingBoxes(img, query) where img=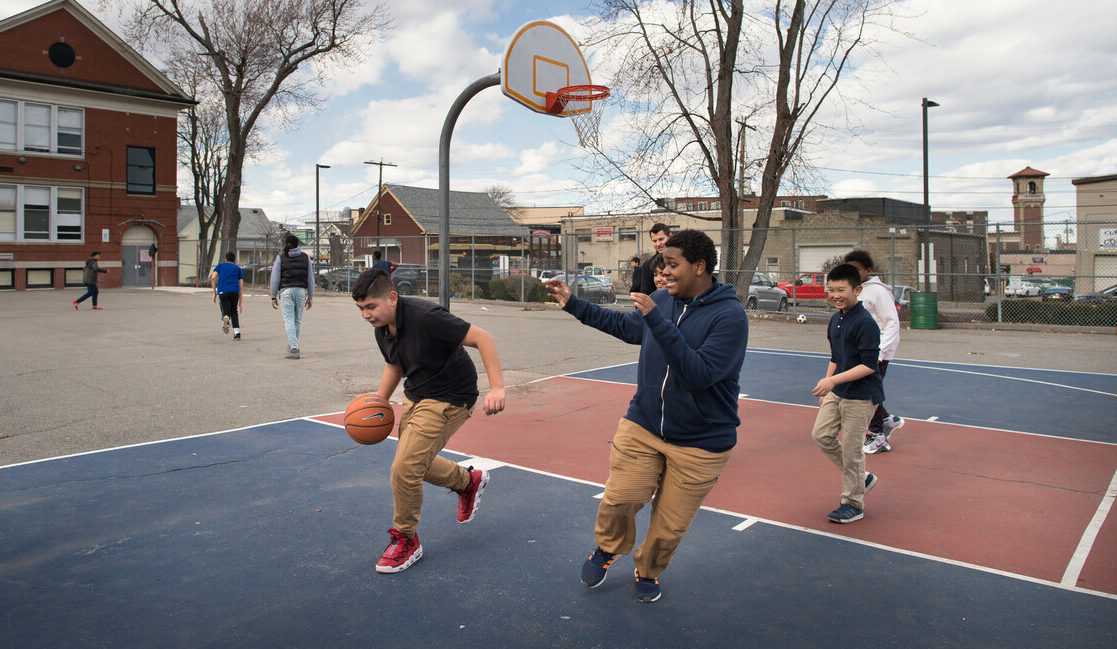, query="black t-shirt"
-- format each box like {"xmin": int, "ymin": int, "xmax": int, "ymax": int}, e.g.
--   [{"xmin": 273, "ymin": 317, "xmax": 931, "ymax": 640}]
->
[{"xmin": 374, "ymin": 297, "xmax": 478, "ymax": 409}]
